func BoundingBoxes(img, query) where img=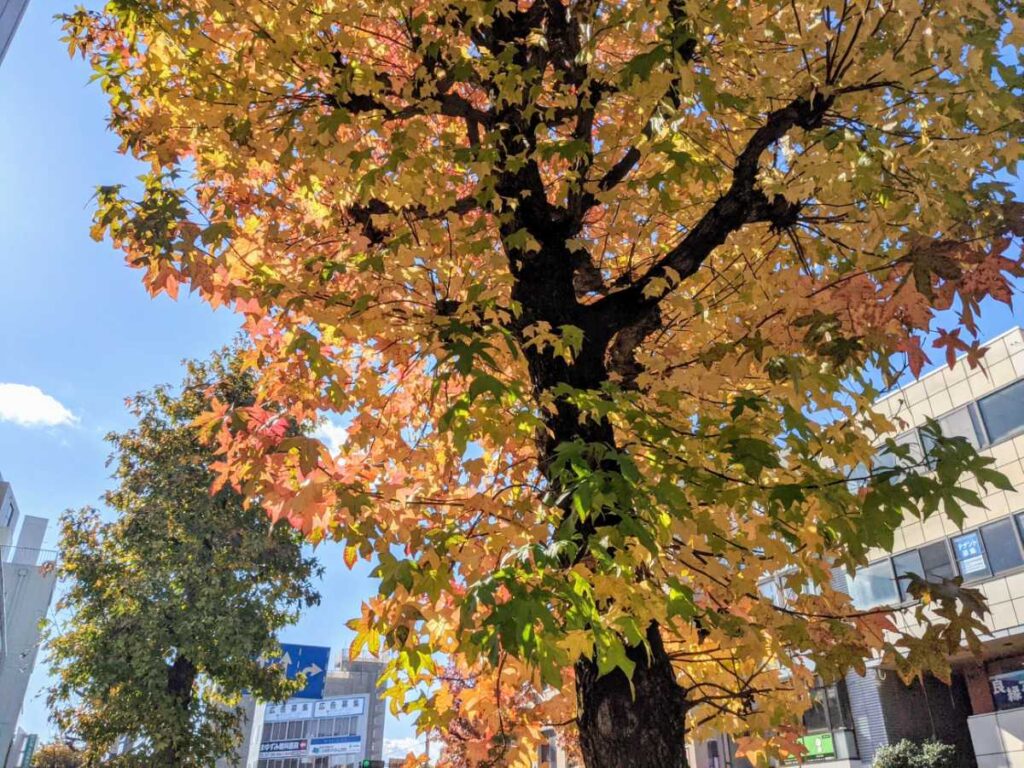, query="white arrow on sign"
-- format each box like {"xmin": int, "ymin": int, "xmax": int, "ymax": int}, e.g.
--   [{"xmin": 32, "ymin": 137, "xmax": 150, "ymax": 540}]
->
[{"xmin": 300, "ymin": 663, "xmax": 323, "ymax": 677}]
